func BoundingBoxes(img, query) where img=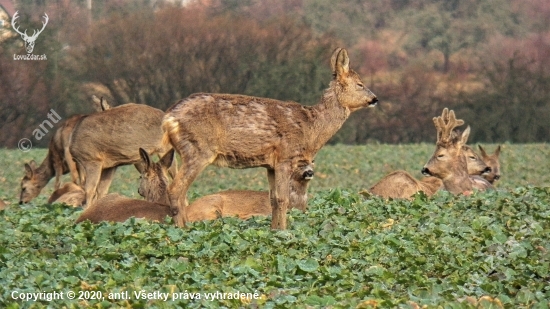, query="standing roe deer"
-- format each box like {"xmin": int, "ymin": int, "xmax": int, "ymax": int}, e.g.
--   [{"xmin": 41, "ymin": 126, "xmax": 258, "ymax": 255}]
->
[
  {"xmin": 19, "ymin": 96, "xmax": 112, "ymax": 204},
  {"xmin": 70, "ymin": 103, "xmax": 175, "ymax": 207},
  {"xmin": 478, "ymin": 145, "xmax": 501, "ymax": 184},
  {"xmin": 421, "ymin": 108, "xmax": 493, "ymax": 195},
  {"xmin": 162, "ymin": 47, "xmax": 378, "ymax": 229},
  {"xmin": 369, "ymin": 144, "xmax": 491, "ymax": 199}
]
